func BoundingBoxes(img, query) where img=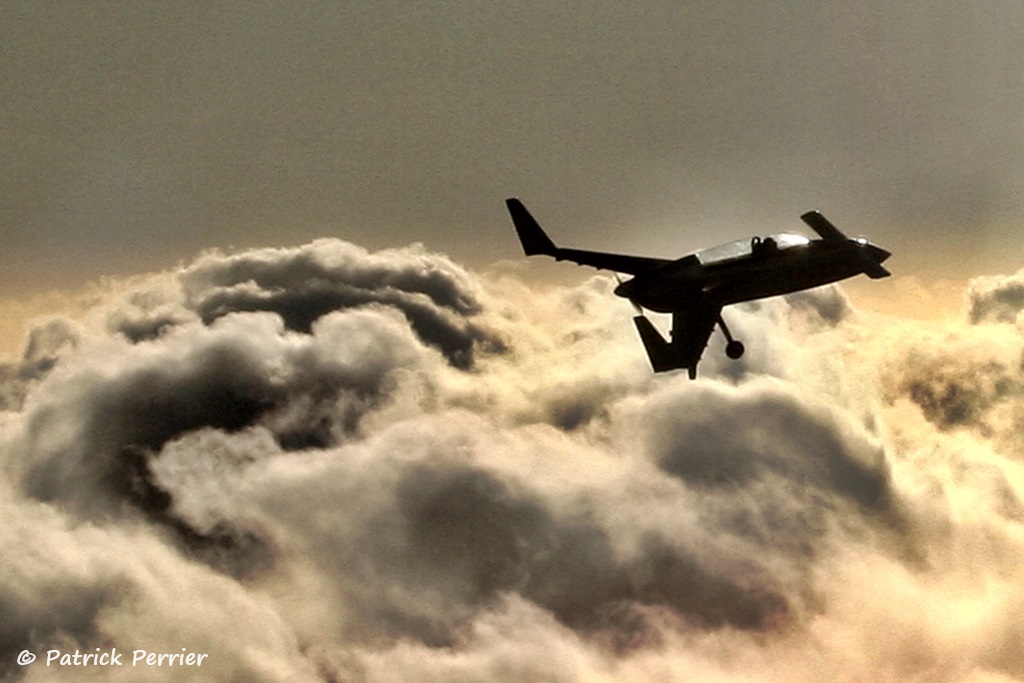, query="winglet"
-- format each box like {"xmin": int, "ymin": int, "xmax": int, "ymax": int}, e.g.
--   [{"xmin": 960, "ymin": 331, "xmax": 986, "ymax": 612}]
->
[{"xmin": 506, "ymin": 198, "xmax": 557, "ymax": 256}]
